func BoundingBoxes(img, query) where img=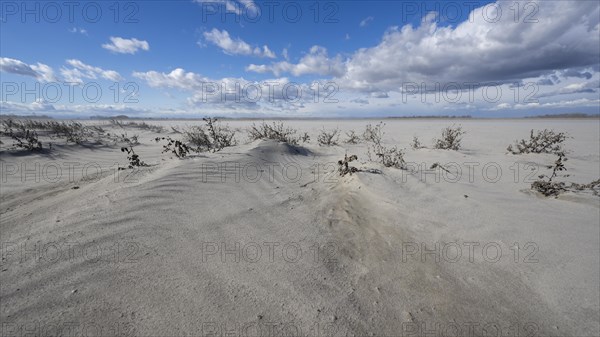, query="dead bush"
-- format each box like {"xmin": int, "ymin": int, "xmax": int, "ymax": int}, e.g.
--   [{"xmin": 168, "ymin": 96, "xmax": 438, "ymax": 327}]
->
[
  {"xmin": 508, "ymin": 129, "xmax": 567, "ymax": 155},
  {"xmin": 111, "ymin": 119, "xmax": 164, "ymax": 133},
  {"xmin": 362, "ymin": 122, "xmax": 407, "ymax": 169},
  {"xmin": 363, "ymin": 122, "xmax": 385, "ymax": 144},
  {"xmin": 433, "ymin": 125, "xmax": 465, "ymax": 150},
  {"xmin": 338, "ymin": 154, "xmax": 359, "ymax": 176},
  {"xmin": 120, "ymin": 146, "xmax": 148, "ymax": 169},
  {"xmin": 411, "ymin": 136, "xmax": 425, "ymax": 149},
  {"xmin": 1, "ymin": 120, "xmax": 43, "ymax": 151},
  {"xmin": 530, "ymin": 154, "xmax": 599, "ymax": 197},
  {"xmin": 345, "ymin": 130, "xmax": 360, "ymax": 144},
  {"xmin": 181, "ymin": 118, "xmax": 237, "ymax": 152},
  {"xmin": 183, "ymin": 126, "xmax": 211, "ymax": 151},
  {"xmin": 317, "ymin": 128, "xmax": 340, "ymax": 146},
  {"xmin": 203, "ymin": 117, "xmax": 237, "ymax": 152},
  {"xmin": 155, "ymin": 137, "xmax": 192, "ymax": 158},
  {"xmin": 247, "ymin": 122, "xmax": 300, "ymax": 145}
]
